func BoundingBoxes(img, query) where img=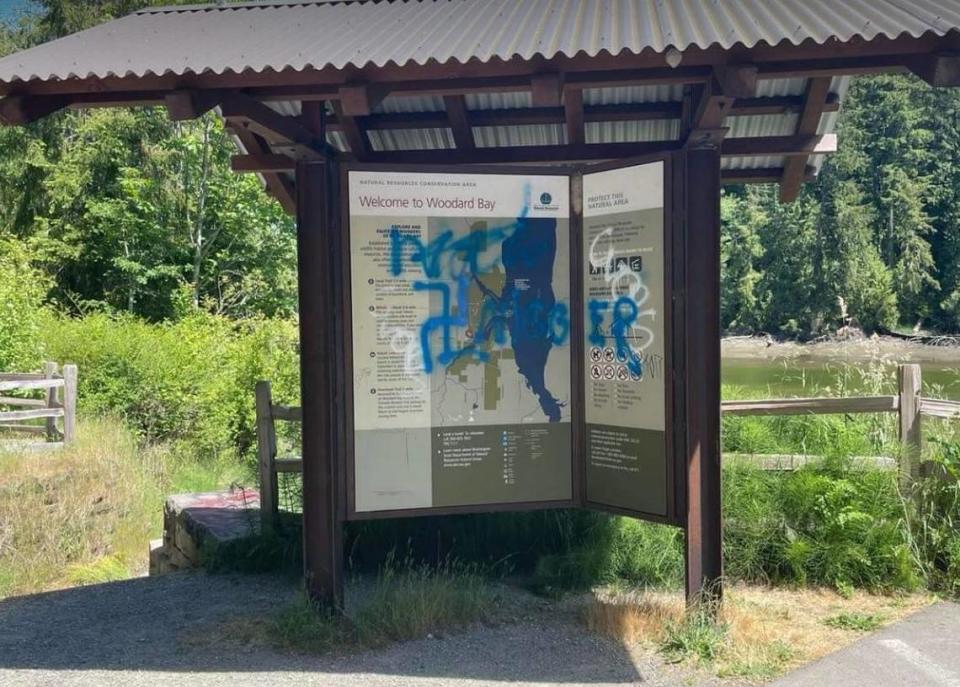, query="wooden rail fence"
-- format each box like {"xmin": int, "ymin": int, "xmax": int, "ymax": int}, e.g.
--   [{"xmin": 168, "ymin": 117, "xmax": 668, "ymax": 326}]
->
[
  {"xmin": 255, "ymin": 363, "xmax": 960, "ymax": 527},
  {"xmin": 0, "ymin": 362, "xmax": 78, "ymax": 449}
]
